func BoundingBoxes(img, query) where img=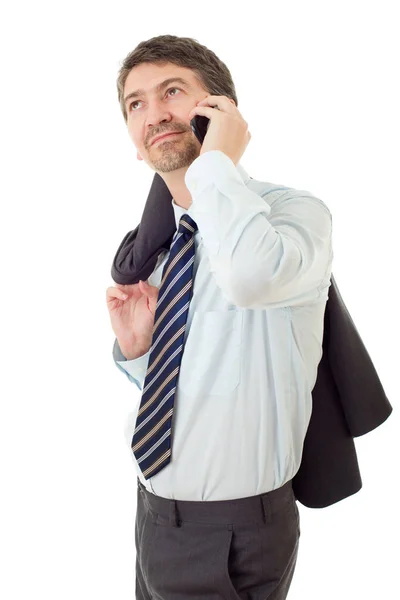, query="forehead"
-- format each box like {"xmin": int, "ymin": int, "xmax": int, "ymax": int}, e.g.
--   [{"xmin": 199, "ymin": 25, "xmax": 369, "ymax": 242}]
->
[{"xmin": 123, "ymin": 62, "xmax": 202, "ymax": 95}]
